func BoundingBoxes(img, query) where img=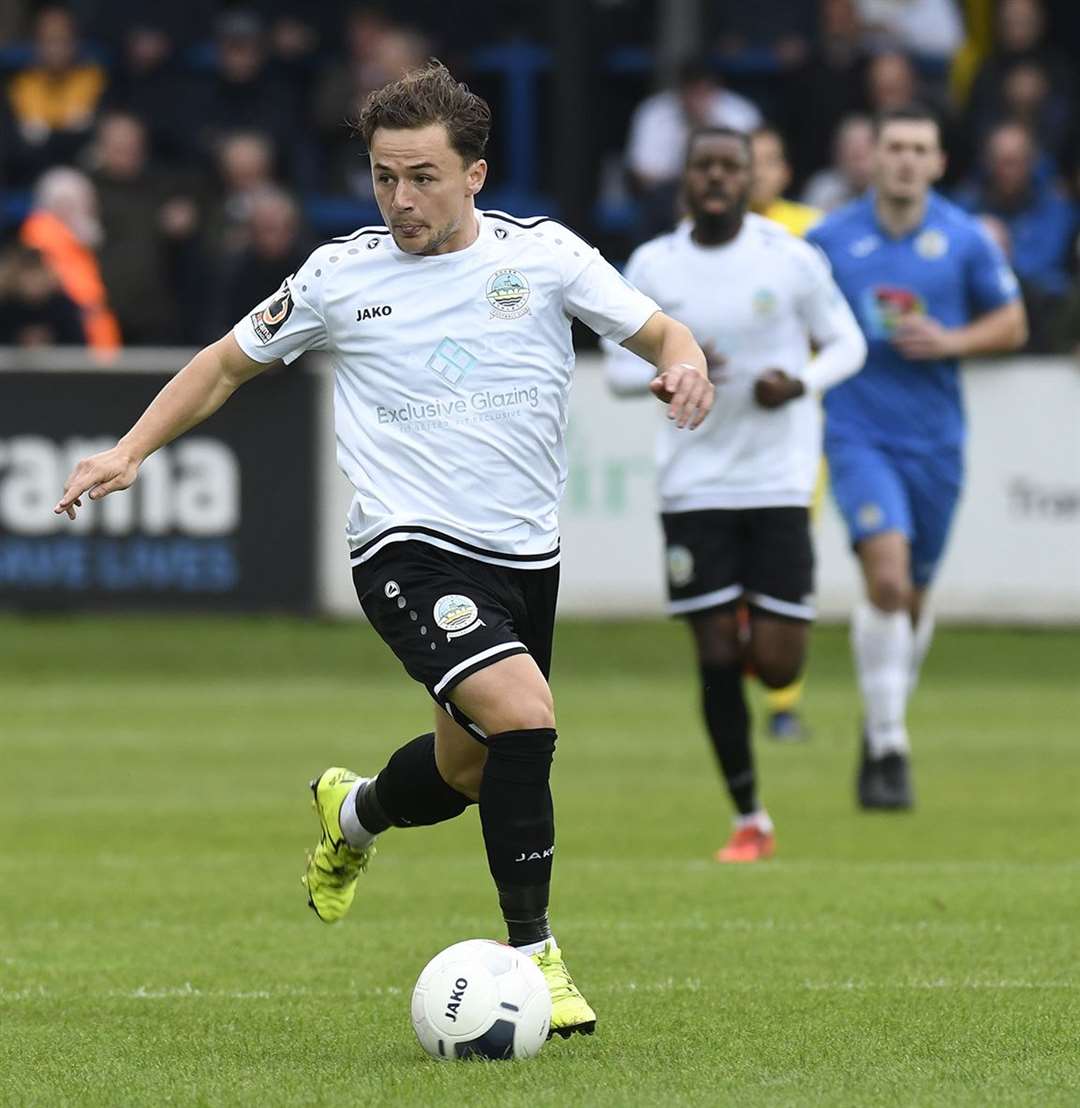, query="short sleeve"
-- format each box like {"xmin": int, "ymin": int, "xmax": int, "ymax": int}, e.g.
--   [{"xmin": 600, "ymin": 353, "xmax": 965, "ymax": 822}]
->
[
  {"xmin": 558, "ymin": 232, "xmax": 659, "ymax": 344},
  {"xmin": 965, "ymin": 222, "xmax": 1021, "ymax": 315},
  {"xmin": 232, "ymin": 269, "xmax": 327, "ymax": 366}
]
